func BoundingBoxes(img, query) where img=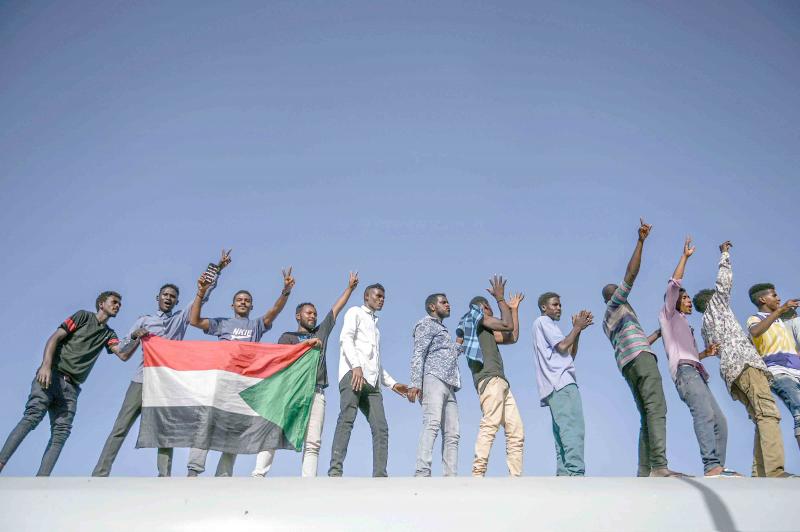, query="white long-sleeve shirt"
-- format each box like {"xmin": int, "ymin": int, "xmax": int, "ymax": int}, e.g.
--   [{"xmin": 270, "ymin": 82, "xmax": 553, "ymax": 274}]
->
[{"xmin": 338, "ymin": 305, "xmax": 397, "ymax": 388}]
